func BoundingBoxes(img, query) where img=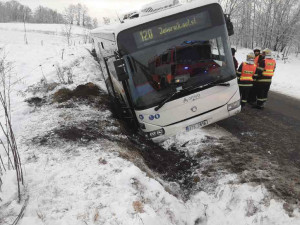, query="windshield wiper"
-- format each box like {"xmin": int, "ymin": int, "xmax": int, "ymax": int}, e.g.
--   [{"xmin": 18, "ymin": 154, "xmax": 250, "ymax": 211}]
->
[
  {"xmin": 154, "ymin": 88, "xmax": 181, "ymax": 111},
  {"xmin": 215, "ymin": 82, "xmax": 230, "ymax": 86},
  {"xmin": 154, "ymin": 80, "xmax": 230, "ymax": 111},
  {"xmin": 184, "ymin": 79, "xmax": 230, "ymax": 93}
]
